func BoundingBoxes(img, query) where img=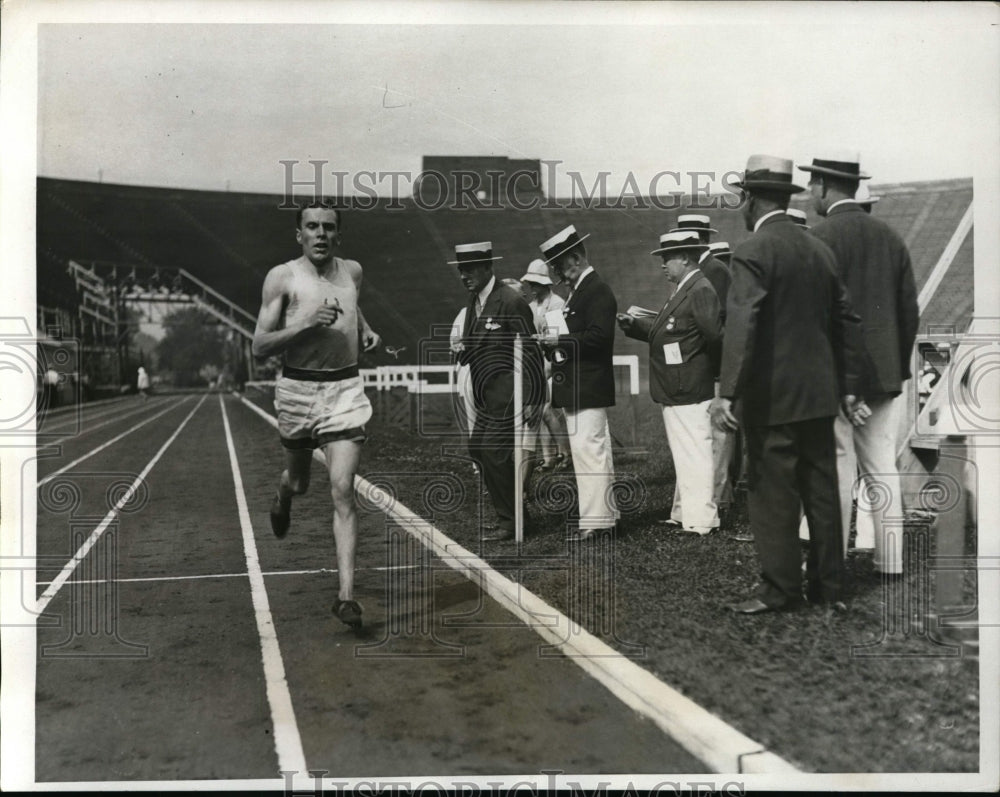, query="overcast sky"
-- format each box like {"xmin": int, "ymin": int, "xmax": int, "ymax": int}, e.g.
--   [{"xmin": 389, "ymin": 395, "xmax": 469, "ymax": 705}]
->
[{"xmin": 34, "ymin": 3, "xmax": 999, "ymax": 197}]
